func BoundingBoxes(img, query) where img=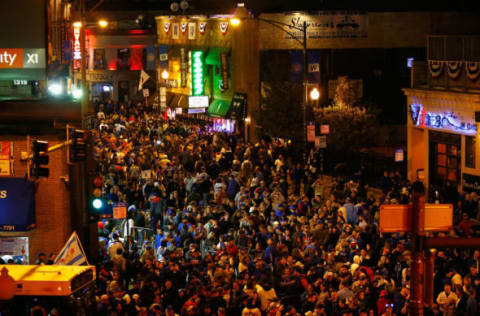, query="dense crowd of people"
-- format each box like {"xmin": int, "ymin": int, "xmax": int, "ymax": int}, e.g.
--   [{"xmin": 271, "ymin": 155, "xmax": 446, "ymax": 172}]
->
[{"xmin": 14, "ymin": 99, "xmax": 480, "ymax": 316}]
